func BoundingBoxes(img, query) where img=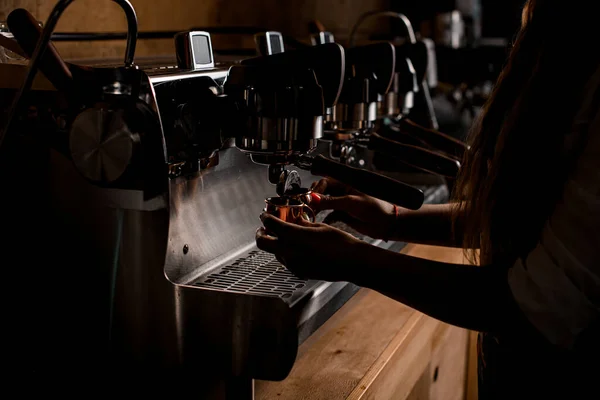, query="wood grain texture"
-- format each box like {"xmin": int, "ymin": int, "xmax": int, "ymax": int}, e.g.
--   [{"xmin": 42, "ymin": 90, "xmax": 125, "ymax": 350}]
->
[
  {"xmin": 406, "ymin": 366, "xmax": 433, "ymax": 400},
  {"xmin": 255, "ymin": 245, "xmax": 471, "ymax": 400},
  {"xmin": 1, "ymin": 0, "xmax": 391, "ymax": 60},
  {"xmin": 428, "ymin": 323, "xmax": 468, "ymax": 400},
  {"xmin": 346, "ymin": 313, "xmax": 438, "ymax": 400},
  {"xmin": 0, "ymin": 0, "xmax": 38, "ymax": 21},
  {"xmin": 255, "ymin": 289, "xmax": 417, "ymax": 400},
  {"xmin": 466, "ymin": 330, "xmax": 479, "ymax": 400},
  {"xmin": 347, "ymin": 282, "xmax": 470, "ymax": 399}
]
